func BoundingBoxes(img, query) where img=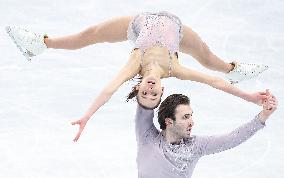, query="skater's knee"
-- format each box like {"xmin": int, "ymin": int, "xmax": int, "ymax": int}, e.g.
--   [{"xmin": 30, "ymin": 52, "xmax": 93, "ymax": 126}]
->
[
  {"xmin": 201, "ymin": 42, "xmax": 211, "ymax": 57},
  {"xmin": 80, "ymin": 26, "xmax": 99, "ymax": 44},
  {"xmin": 84, "ymin": 26, "xmax": 98, "ymax": 36},
  {"xmin": 200, "ymin": 59, "xmax": 215, "ymax": 69},
  {"xmin": 198, "ymin": 42, "xmax": 214, "ymax": 67}
]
